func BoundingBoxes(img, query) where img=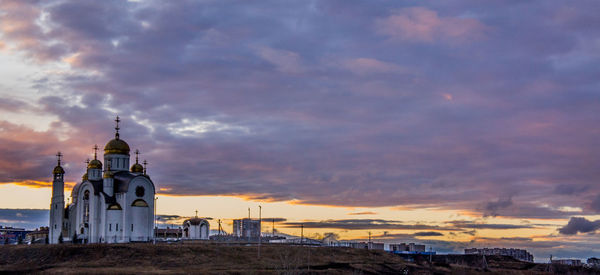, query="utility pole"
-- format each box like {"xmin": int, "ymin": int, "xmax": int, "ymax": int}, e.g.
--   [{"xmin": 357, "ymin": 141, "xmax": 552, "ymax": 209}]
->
[
  {"xmin": 272, "ymin": 218, "xmax": 275, "ymax": 237},
  {"xmin": 368, "ymin": 231, "xmax": 372, "ymax": 249},
  {"xmin": 218, "ymin": 219, "xmax": 222, "ymax": 236},
  {"xmin": 248, "ymin": 207, "xmax": 250, "ymax": 219},
  {"xmin": 429, "ymin": 246, "xmax": 433, "ymax": 264},
  {"xmin": 258, "ymin": 205, "xmax": 262, "ymax": 258}
]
